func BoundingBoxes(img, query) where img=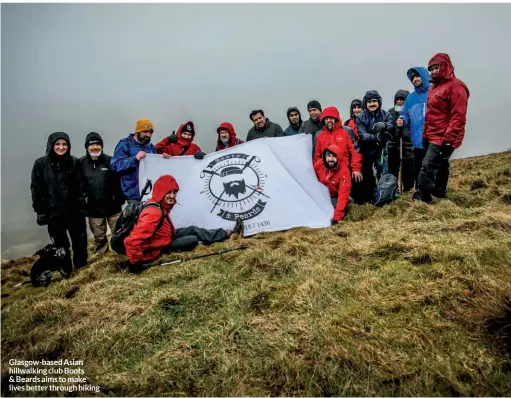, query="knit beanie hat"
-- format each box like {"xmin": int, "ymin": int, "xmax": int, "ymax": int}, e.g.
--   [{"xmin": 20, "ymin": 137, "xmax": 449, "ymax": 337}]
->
[
  {"xmin": 307, "ymin": 100, "xmax": 322, "ymax": 111},
  {"xmin": 84, "ymin": 132, "xmax": 103, "ymax": 148},
  {"xmin": 135, "ymin": 118, "xmax": 154, "ymax": 133}
]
